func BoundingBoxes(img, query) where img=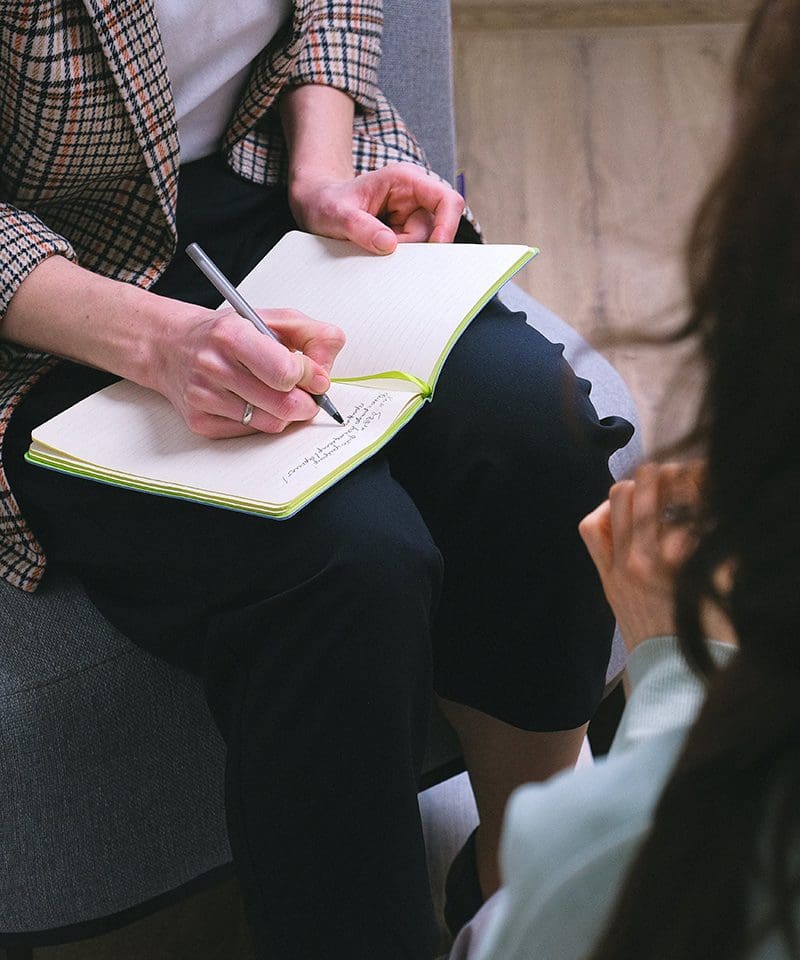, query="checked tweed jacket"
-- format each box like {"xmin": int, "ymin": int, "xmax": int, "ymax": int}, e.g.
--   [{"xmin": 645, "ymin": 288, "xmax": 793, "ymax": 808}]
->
[{"xmin": 0, "ymin": 0, "xmax": 430, "ymax": 591}]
